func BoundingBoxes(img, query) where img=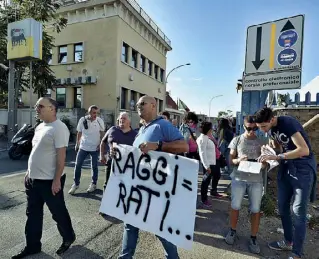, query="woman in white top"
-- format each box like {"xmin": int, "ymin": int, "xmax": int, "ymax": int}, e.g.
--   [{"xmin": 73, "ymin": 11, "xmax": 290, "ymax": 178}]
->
[{"xmin": 197, "ymin": 121, "xmax": 216, "ymax": 207}]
